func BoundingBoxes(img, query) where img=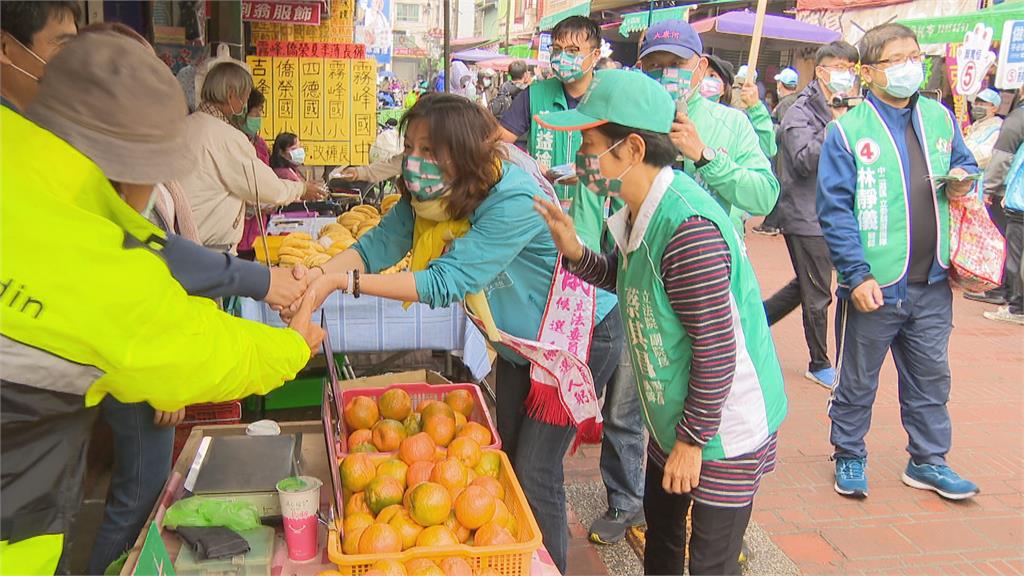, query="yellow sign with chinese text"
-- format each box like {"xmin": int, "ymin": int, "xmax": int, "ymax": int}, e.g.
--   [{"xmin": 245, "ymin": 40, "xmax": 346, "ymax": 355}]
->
[
  {"xmin": 251, "ymin": 0, "xmax": 354, "ymax": 45},
  {"xmin": 248, "ymin": 56, "xmax": 377, "ymax": 166}
]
